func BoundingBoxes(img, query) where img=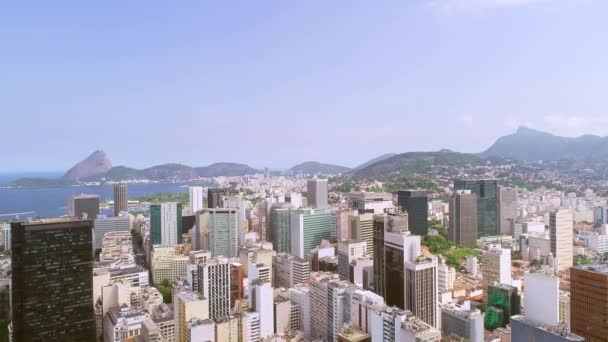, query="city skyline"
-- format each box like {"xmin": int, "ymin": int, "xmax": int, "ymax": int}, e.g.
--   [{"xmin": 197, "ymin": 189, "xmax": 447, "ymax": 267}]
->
[{"xmin": 2, "ymin": 1, "xmax": 608, "ymax": 171}]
